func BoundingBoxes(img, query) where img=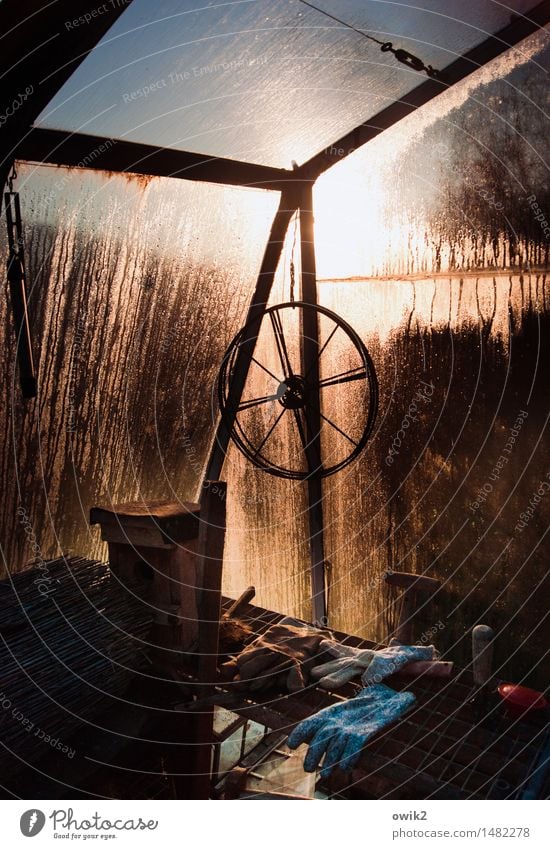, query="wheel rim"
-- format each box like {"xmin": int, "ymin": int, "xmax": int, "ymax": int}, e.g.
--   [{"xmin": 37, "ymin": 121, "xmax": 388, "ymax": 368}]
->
[{"xmin": 218, "ymin": 301, "xmax": 378, "ymax": 480}]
